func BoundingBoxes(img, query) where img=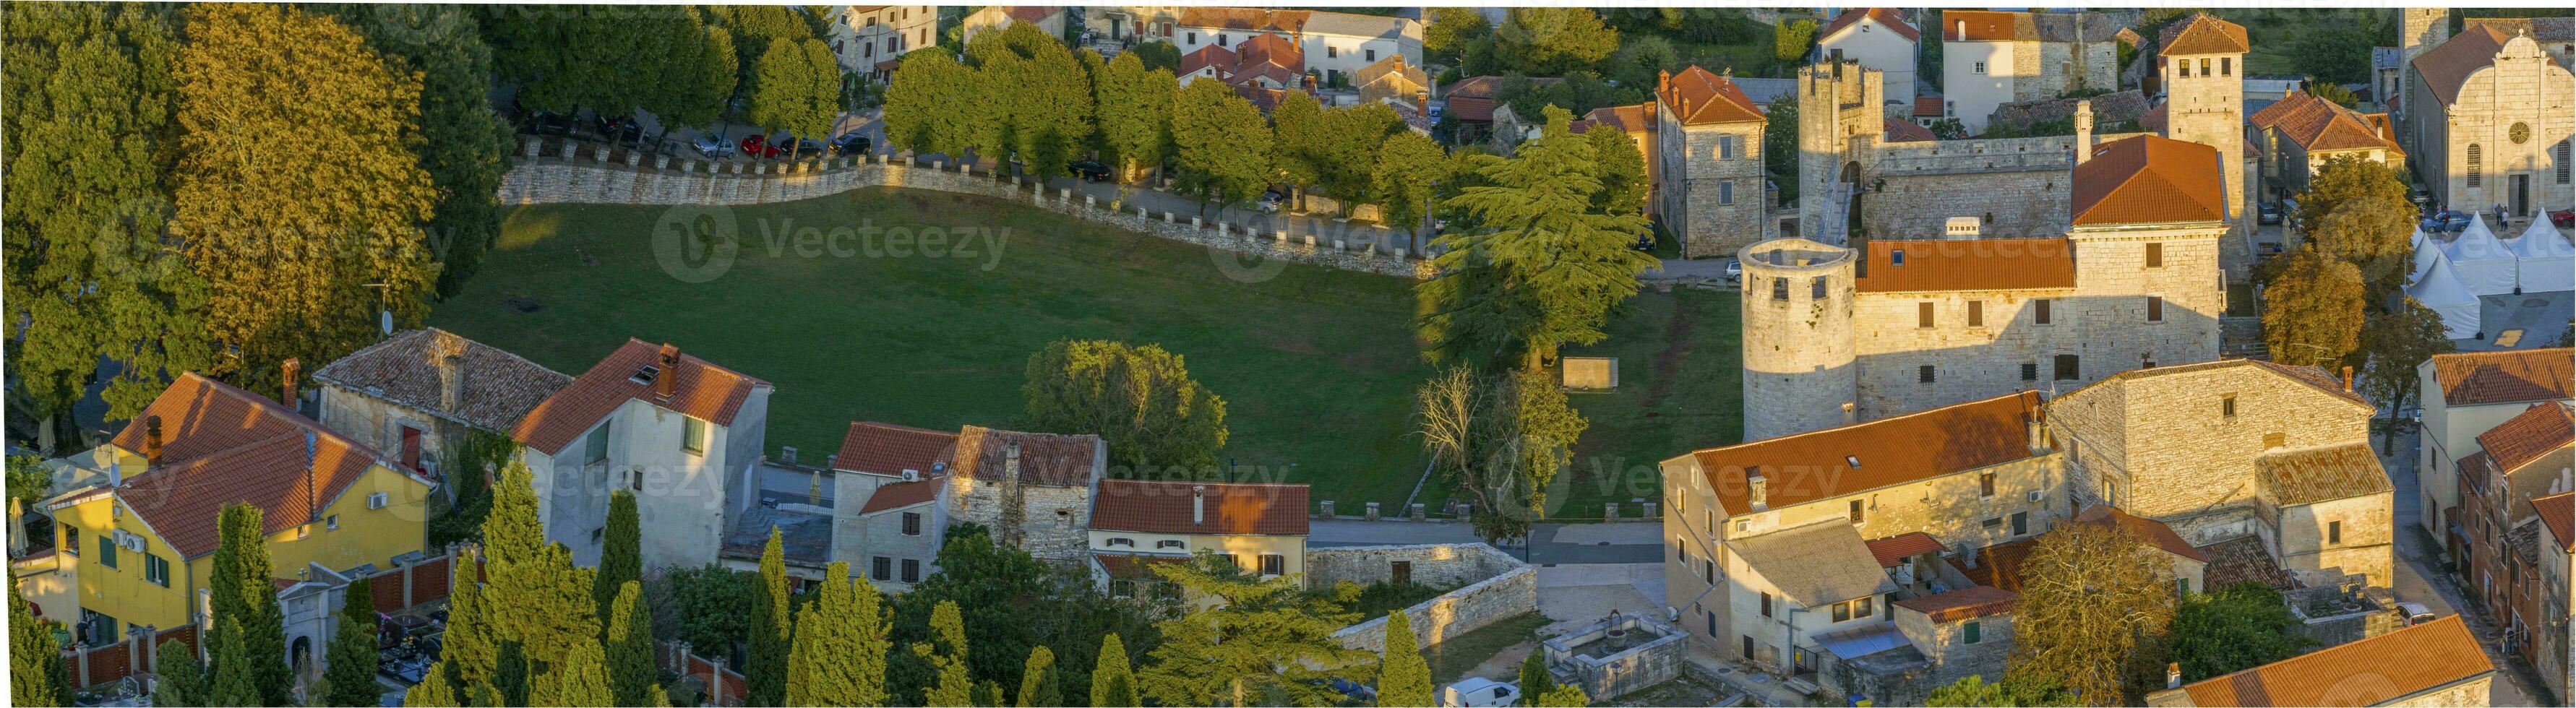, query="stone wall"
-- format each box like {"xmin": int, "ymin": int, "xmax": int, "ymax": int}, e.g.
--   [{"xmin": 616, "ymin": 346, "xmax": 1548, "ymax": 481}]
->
[
  {"xmin": 497, "ymin": 146, "xmax": 1433, "ymax": 281},
  {"xmin": 1541, "ymin": 614, "xmax": 1688, "ymax": 701},
  {"xmin": 1313, "ymin": 543, "xmax": 1538, "ymax": 652},
  {"xmin": 1989, "ymin": 90, "xmax": 2150, "ymax": 133}
]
